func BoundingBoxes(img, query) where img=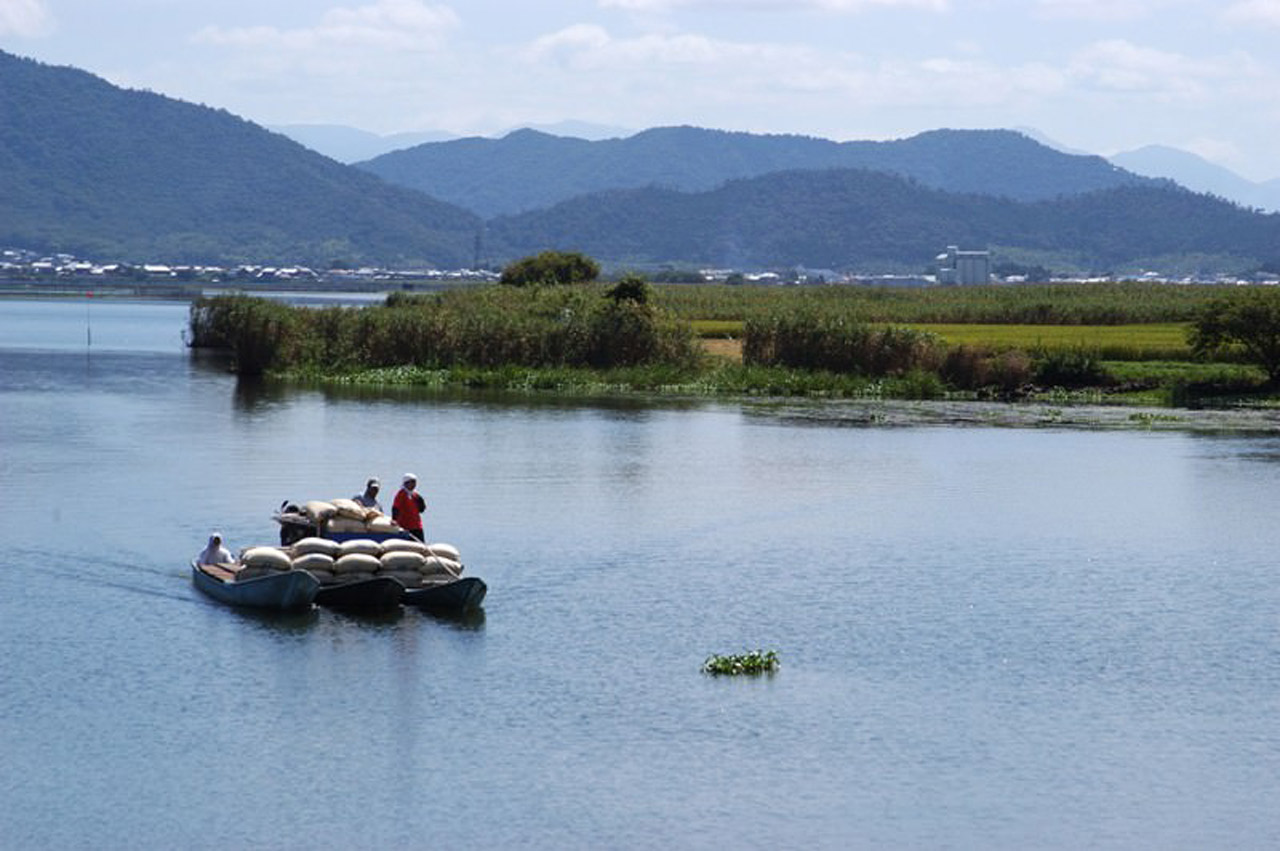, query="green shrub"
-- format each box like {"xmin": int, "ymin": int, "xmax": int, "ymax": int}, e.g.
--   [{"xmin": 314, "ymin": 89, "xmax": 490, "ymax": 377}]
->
[
  {"xmin": 500, "ymin": 250, "xmax": 600, "ymax": 287},
  {"xmin": 1190, "ymin": 288, "xmax": 1280, "ymax": 382},
  {"xmin": 188, "ymin": 294, "xmax": 299, "ymax": 375},
  {"xmin": 891, "ymin": 369, "xmax": 946, "ymax": 399},
  {"xmin": 1034, "ymin": 349, "xmax": 1110, "ymax": 388},
  {"xmin": 606, "ymin": 273, "xmax": 651, "ymax": 305}
]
